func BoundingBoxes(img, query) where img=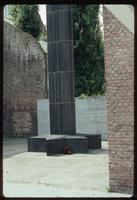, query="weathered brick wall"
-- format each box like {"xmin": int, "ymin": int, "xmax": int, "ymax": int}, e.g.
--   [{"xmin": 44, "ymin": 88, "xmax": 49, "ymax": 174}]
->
[
  {"xmin": 3, "ymin": 21, "xmax": 47, "ymax": 137},
  {"xmin": 103, "ymin": 7, "xmax": 134, "ymax": 194}
]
